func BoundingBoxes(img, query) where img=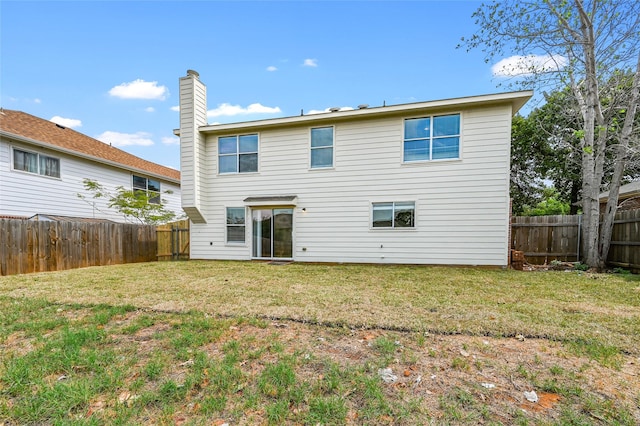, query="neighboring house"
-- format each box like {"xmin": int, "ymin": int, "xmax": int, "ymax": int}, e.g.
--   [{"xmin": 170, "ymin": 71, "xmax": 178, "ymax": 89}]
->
[
  {"xmin": 0, "ymin": 109, "xmax": 181, "ymax": 222},
  {"xmin": 178, "ymin": 70, "xmax": 532, "ymax": 266},
  {"xmin": 599, "ymin": 181, "xmax": 640, "ymax": 212}
]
